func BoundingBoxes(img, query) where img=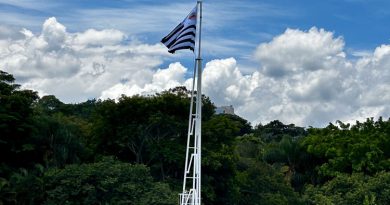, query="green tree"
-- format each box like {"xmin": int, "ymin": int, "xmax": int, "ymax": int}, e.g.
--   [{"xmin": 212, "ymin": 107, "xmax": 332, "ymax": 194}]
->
[
  {"xmin": 4, "ymin": 165, "xmax": 45, "ymax": 205},
  {"xmin": 91, "ymin": 88, "xmax": 215, "ymax": 182},
  {"xmin": 254, "ymin": 120, "xmax": 307, "ymax": 143},
  {"xmin": 202, "ymin": 114, "xmax": 251, "ymax": 204},
  {"xmin": 302, "ymin": 118, "xmax": 390, "ymax": 178},
  {"xmin": 31, "ymin": 113, "xmax": 92, "ymax": 168},
  {"xmin": 235, "ymin": 134, "xmax": 303, "ymax": 205},
  {"xmin": 0, "ymin": 70, "xmax": 39, "ymax": 172},
  {"xmin": 35, "ymin": 95, "xmax": 64, "ymax": 115},
  {"xmin": 43, "ymin": 157, "xmax": 176, "ymax": 205},
  {"xmin": 236, "ymin": 162, "xmax": 303, "ymax": 205},
  {"xmin": 303, "ymin": 171, "xmax": 390, "ymax": 205},
  {"xmin": 263, "ymin": 136, "xmax": 317, "ymax": 191}
]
